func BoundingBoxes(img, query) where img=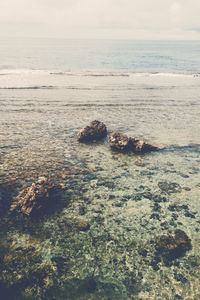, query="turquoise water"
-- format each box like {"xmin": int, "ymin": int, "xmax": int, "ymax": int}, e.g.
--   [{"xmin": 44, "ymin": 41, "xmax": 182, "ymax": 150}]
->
[{"xmin": 0, "ymin": 39, "xmax": 200, "ymax": 299}]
